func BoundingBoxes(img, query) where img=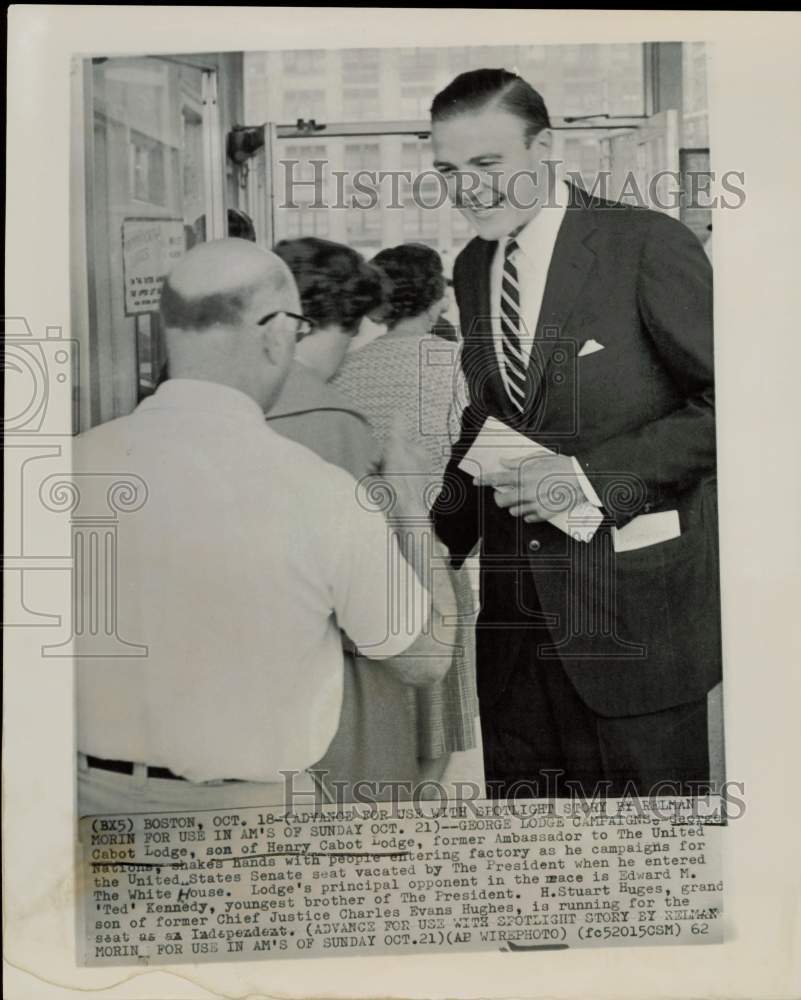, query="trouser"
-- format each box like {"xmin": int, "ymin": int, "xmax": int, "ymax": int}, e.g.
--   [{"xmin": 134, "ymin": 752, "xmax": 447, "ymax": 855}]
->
[
  {"xmin": 480, "ymin": 657, "xmax": 711, "ymax": 799},
  {"xmin": 77, "ymin": 753, "xmax": 332, "ymax": 817}
]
